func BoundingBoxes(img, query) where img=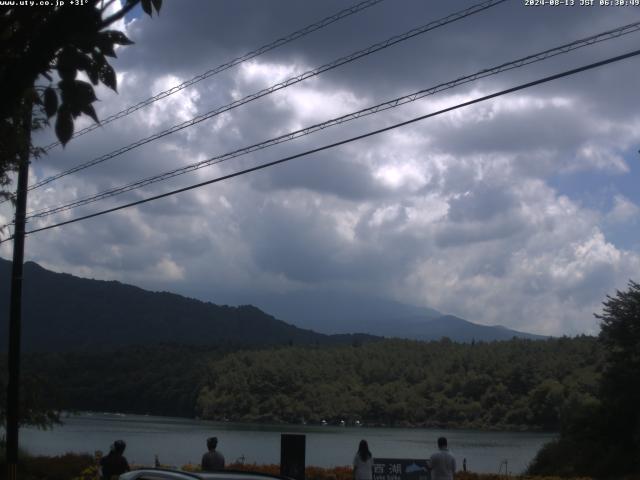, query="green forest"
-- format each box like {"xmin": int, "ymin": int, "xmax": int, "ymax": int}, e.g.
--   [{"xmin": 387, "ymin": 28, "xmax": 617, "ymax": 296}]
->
[
  {"xmin": 197, "ymin": 336, "xmax": 601, "ymax": 430},
  {"xmin": 3, "ymin": 336, "xmax": 601, "ymax": 432},
  {"xmin": 0, "ymin": 345, "xmax": 225, "ymax": 420},
  {"xmin": 3, "ymin": 281, "xmax": 639, "ymax": 477}
]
